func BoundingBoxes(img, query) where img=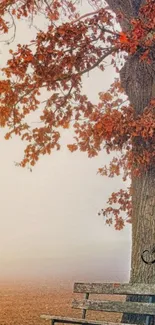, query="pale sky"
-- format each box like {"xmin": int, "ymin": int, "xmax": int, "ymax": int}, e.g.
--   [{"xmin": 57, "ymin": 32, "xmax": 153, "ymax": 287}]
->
[{"xmin": 0, "ymin": 2, "xmax": 131, "ymax": 283}]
